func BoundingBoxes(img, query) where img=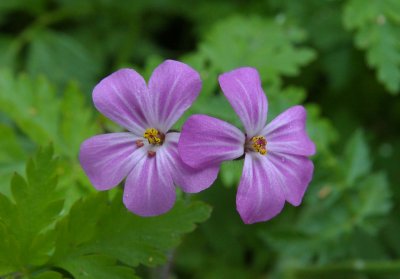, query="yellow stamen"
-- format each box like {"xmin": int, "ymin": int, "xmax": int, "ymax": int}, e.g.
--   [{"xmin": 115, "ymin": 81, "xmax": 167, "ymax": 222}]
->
[
  {"xmin": 144, "ymin": 128, "xmax": 164, "ymax": 145},
  {"xmin": 251, "ymin": 136, "xmax": 267, "ymax": 155}
]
